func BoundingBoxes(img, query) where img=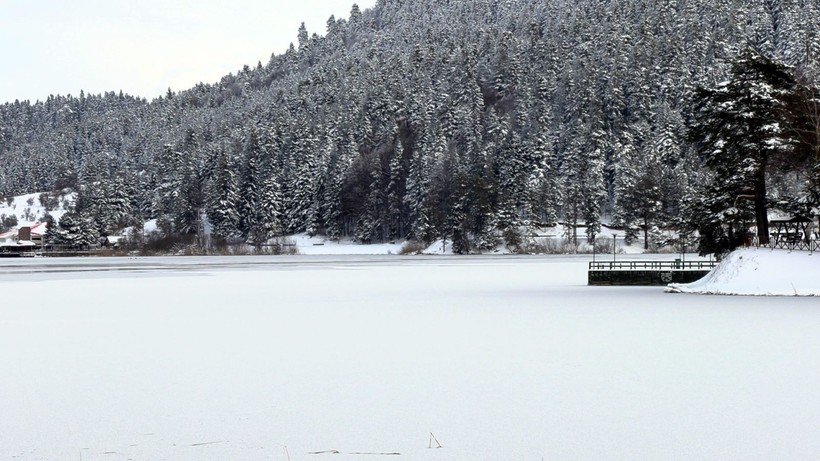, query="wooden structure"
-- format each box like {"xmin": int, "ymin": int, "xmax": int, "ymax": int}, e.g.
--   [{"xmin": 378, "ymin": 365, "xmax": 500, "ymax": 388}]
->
[
  {"xmin": 0, "ymin": 242, "xmax": 38, "ymax": 257},
  {"xmin": 768, "ymin": 216, "xmax": 818, "ymax": 251},
  {"xmin": 588, "ymin": 260, "xmax": 717, "ymax": 286},
  {"xmin": 0, "ymin": 223, "xmax": 45, "ymax": 257},
  {"xmin": 41, "ymin": 243, "xmax": 103, "ymax": 257}
]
